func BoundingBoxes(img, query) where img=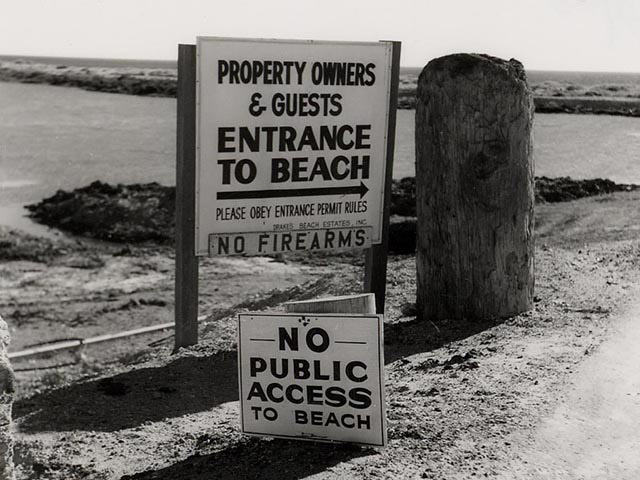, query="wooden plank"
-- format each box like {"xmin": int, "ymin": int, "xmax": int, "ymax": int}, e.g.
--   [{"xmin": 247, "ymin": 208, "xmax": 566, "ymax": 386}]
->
[
  {"xmin": 284, "ymin": 293, "xmax": 376, "ymax": 314},
  {"xmin": 10, "ymin": 323, "xmax": 173, "ymax": 359},
  {"xmin": 10, "ymin": 314, "xmax": 210, "ymax": 360},
  {"xmin": 365, "ymin": 41, "xmax": 401, "ymax": 314},
  {"xmin": 175, "ymin": 44, "xmax": 199, "ymax": 350}
]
